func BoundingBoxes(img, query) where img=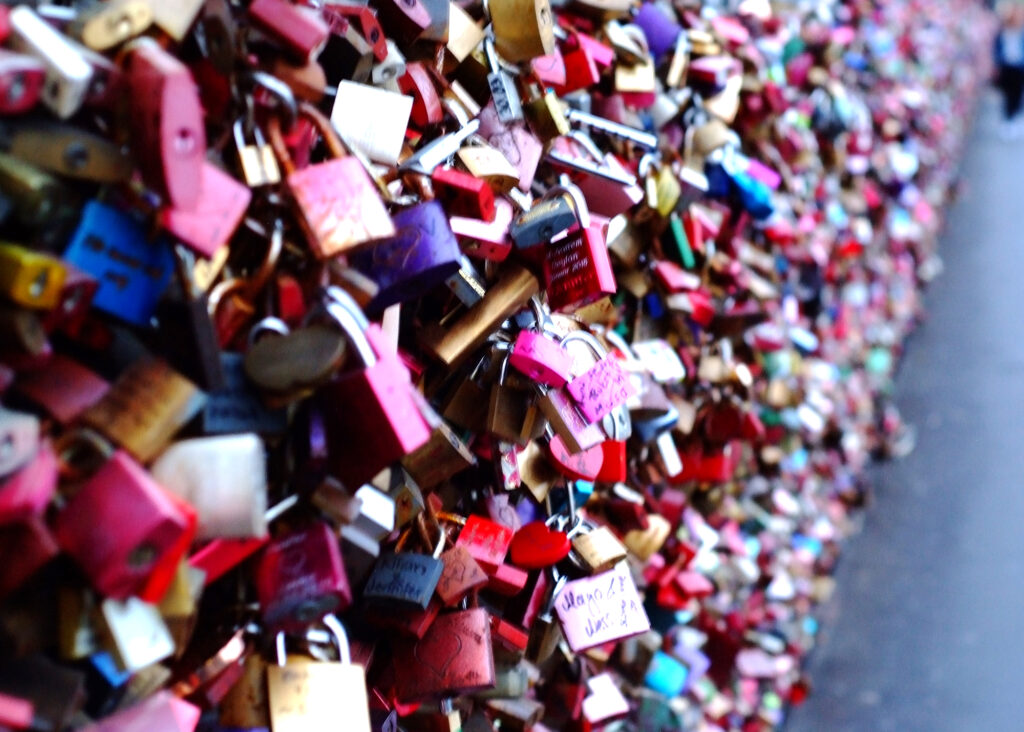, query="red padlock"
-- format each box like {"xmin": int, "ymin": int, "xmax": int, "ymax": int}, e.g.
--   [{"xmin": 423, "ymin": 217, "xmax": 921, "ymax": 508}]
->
[
  {"xmin": 255, "ymin": 520, "xmax": 351, "ymax": 632},
  {"xmin": 249, "ymin": 0, "xmax": 329, "ymax": 61},
  {"xmin": 126, "ymin": 39, "xmax": 206, "ymax": 210},
  {"xmin": 398, "ymin": 61, "xmax": 442, "ymax": 128},
  {"xmin": 53, "ymin": 446, "xmax": 191, "ymax": 599},
  {"xmin": 0, "ymin": 438, "xmax": 57, "ymax": 523},
  {"xmin": 431, "ymin": 166, "xmax": 496, "ymax": 222}
]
